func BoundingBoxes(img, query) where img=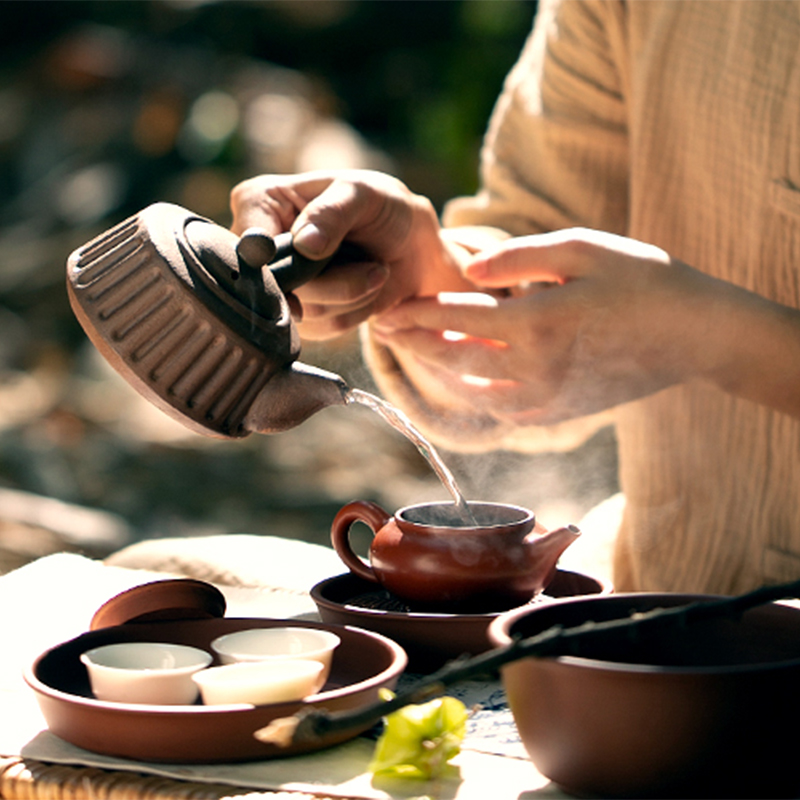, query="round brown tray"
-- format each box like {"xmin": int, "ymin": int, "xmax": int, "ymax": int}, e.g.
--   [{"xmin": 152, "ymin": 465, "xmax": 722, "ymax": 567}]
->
[
  {"xmin": 311, "ymin": 568, "xmax": 611, "ymax": 671},
  {"xmin": 25, "ymin": 616, "xmax": 406, "ymax": 763}
]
